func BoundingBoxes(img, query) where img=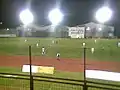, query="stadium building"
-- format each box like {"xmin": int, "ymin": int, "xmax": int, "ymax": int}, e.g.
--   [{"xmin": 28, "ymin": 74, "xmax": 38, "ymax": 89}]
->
[
  {"xmin": 8, "ymin": 22, "xmax": 114, "ymax": 38},
  {"xmin": 67, "ymin": 26, "xmax": 85, "ymax": 38},
  {"xmin": 77, "ymin": 22, "xmax": 114, "ymax": 38},
  {"xmin": 67, "ymin": 22, "xmax": 114, "ymax": 38},
  {"xmin": 0, "ymin": 28, "xmax": 17, "ymax": 37}
]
